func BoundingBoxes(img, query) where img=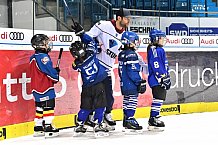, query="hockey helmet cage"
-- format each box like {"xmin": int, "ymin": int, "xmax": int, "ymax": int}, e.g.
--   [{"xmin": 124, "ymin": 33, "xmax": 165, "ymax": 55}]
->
[
  {"xmin": 149, "ymin": 29, "xmax": 166, "ymax": 43},
  {"xmin": 69, "ymin": 41, "xmax": 86, "ymax": 59},
  {"xmin": 31, "ymin": 34, "xmax": 53, "ymax": 51},
  {"xmin": 121, "ymin": 31, "xmax": 140, "ymax": 48}
]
